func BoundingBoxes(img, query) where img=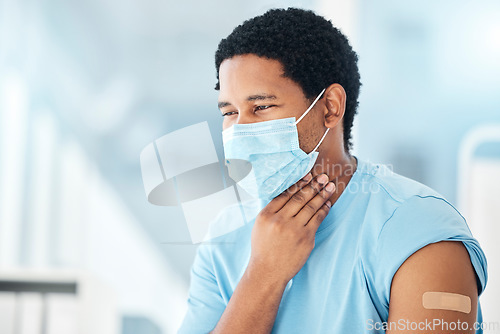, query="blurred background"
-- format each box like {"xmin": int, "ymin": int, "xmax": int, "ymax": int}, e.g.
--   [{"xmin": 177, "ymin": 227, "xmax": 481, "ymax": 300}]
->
[{"xmin": 0, "ymin": 0, "xmax": 499, "ymax": 333}]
